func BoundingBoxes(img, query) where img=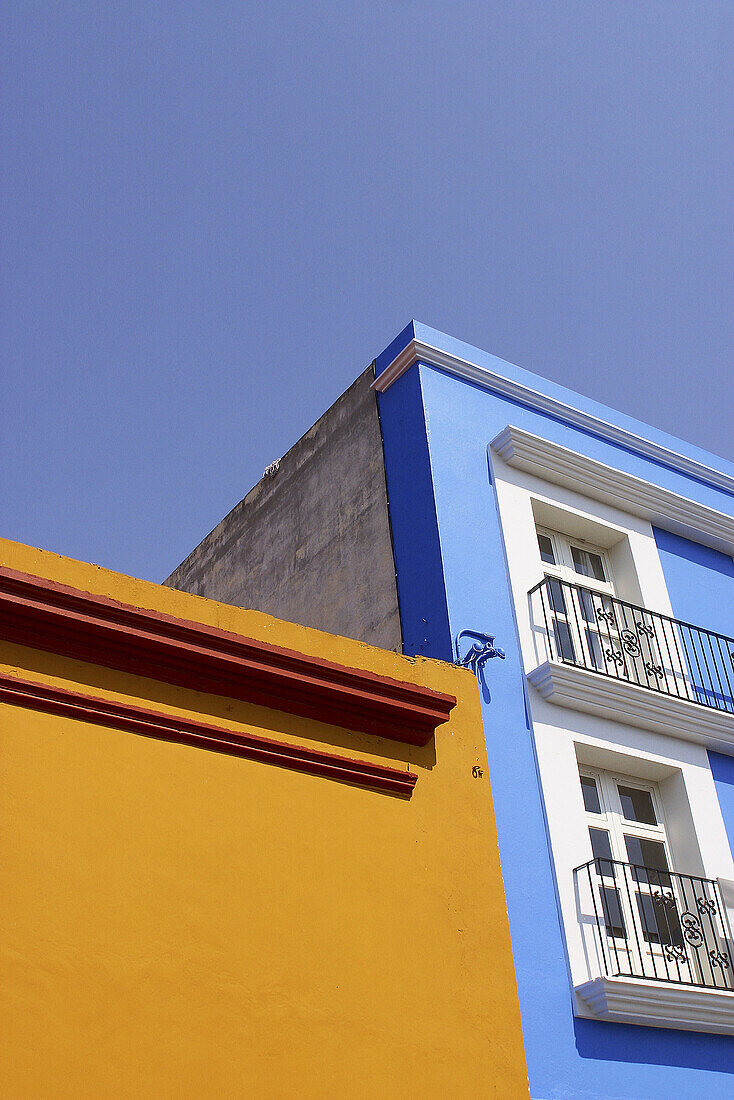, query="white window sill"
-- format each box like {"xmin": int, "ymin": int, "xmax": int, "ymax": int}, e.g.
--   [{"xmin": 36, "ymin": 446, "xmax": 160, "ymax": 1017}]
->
[
  {"xmin": 528, "ymin": 660, "xmax": 734, "ymax": 753},
  {"xmin": 576, "ymin": 976, "xmax": 734, "ymax": 1035}
]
